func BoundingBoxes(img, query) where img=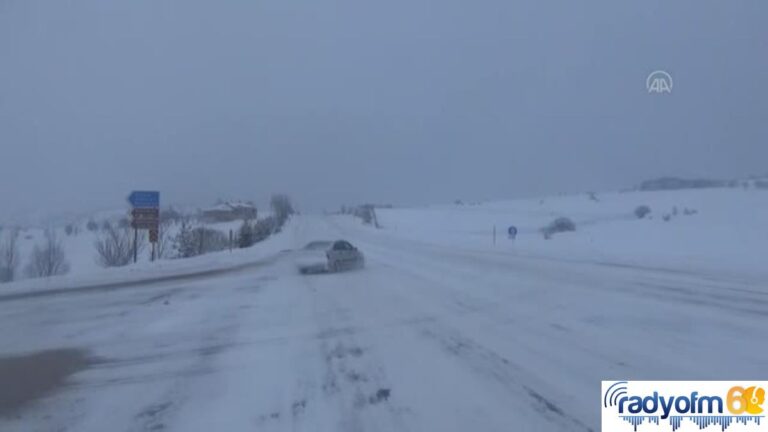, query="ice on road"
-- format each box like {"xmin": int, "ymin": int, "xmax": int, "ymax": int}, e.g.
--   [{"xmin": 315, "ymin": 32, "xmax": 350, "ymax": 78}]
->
[{"xmin": 1, "ymin": 216, "xmax": 766, "ymax": 432}]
